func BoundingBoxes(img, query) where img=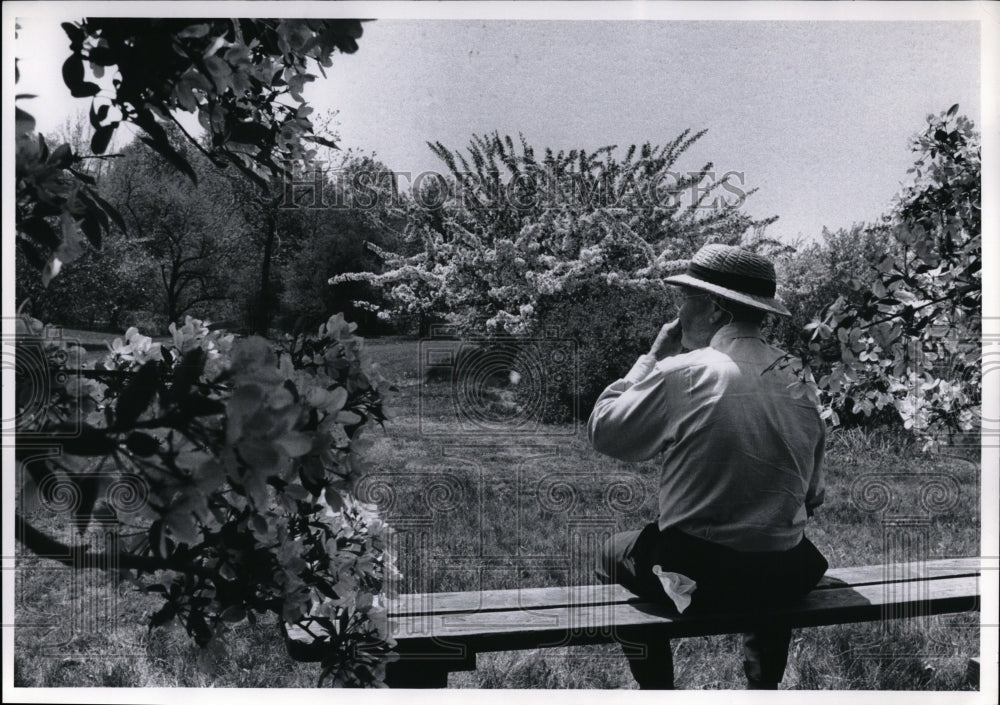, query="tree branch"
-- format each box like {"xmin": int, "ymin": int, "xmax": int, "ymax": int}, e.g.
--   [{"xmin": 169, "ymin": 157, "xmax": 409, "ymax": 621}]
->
[{"xmin": 14, "ymin": 514, "xmax": 216, "ymax": 580}]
